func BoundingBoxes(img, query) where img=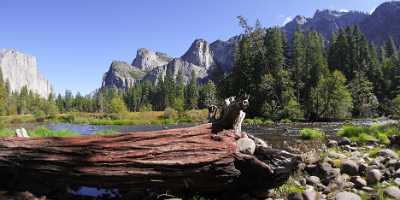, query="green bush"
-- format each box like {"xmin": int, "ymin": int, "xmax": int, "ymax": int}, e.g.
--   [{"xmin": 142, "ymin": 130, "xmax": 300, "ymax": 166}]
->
[
  {"xmin": 33, "ymin": 110, "xmax": 46, "ymax": 122},
  {"xmin": 300, "ymin": 128, "xmax": 325, "ymax": 140},
  {"xmin": 337, "ymin": 124, "xmax": 399, "ymax": 144},
  {"xmin": 163, "ymin": 107, "xmax": 178, "ymax": 119},
  {"xmin": 0, "ymin": 129, "xmax": 14, "ymax": 137}
]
